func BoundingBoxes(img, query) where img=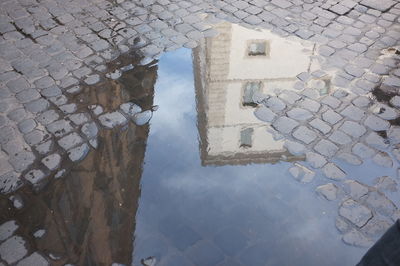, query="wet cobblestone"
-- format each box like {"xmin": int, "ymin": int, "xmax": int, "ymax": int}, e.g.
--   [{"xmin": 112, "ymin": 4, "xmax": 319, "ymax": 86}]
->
[{"xmin": 0, "ymin": 0, "xmax": 400, "ymax": 264}]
